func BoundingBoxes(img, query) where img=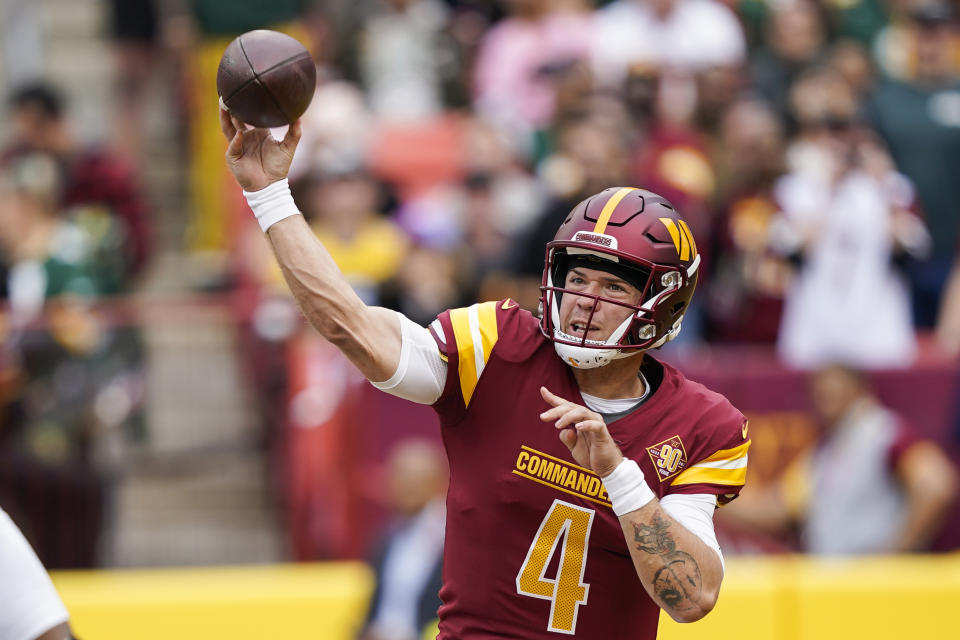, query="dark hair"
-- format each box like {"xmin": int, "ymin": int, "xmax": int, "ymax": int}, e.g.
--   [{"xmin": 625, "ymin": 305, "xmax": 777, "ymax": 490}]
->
[{"xmin": 8, "ymin": 82, "xmax": 65, "ymax": 120}]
